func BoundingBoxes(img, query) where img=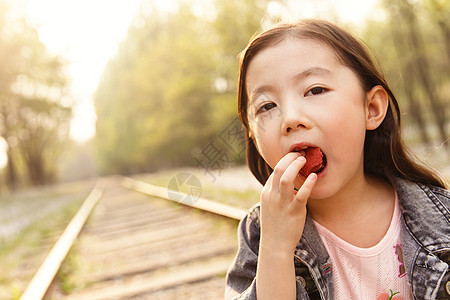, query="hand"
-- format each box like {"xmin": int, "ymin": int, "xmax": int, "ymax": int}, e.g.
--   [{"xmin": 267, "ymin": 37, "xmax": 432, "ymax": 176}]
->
[{"xmin": 259, "ymin": 152, "xmax": 317, "ymax": 254}]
